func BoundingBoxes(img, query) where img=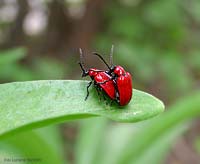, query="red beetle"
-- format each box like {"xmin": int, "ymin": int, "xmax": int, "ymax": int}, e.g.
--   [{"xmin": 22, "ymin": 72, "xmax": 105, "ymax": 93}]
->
[
  {"xmin": 93, "ymin": 45, "xmax": 132, "ymax": 106},
  {"xmin": 112, "ymin": 65, "xmax": 132, "ymax": 106},
  {"xmin": 78, "ymin": 48, "xmax": 116, "ymax": 101}
]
